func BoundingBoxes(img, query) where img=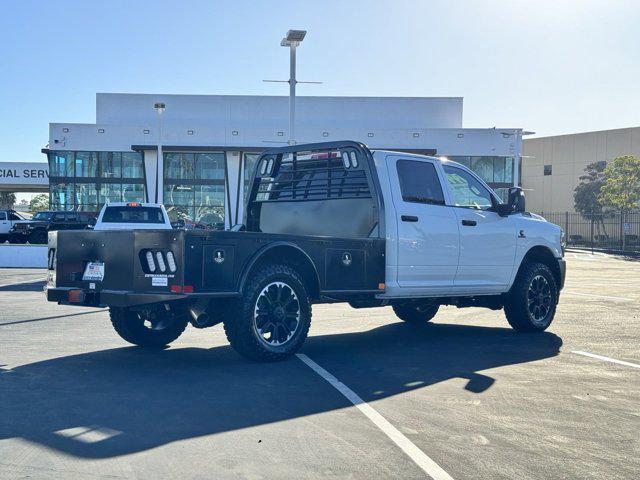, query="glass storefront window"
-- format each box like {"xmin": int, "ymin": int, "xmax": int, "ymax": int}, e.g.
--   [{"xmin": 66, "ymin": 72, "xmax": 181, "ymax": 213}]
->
[
  {"xmin": 164, "ymin": 184, "xmax": 194, "ymax": 206},
  {"xmin": 51, "ymin": 152, "xmax": 74, "ymax": 177},
  {"xmin": 195, "ymin": 184, "xmax": 224, "ymax": 207},
  {"xmin": 166, "ymin": 206, "xmax": 194, "ymax": 223},
  {"xmin": 165, "ymin": 153, "xmax": 195, "ymax": 180},
  {"xmin": 505, "ymin": 157, "xmax": 514, "ymax": 183},
  {"xmin": 122, "ymin": 152, "xmax": 144, "ymax": 178},
  {"xmin": 100, "ymin": 152, "xmax": 122, "ymax": 178},
  {"xmin": 471, "ymin": 157, "xmax": 494, "ymax": 183},
  {"xmin": 51, "ymin": 183, "xmax": 74, "ymax": 208},
  {"xmin": 75, "ymin": 152, "xmax": 98, "ymax": 177},
  {"xmin": 99, "ymin": 184, "xmax": 122, "ymax": 204},
  {"xmin": 195, "ymin": 153, "xmax": 224, "ymax": 179},
  {"xmin": 48, "ymin": 151, "xmax": 145, "ymax": 212},
  {"xmin": 195, "ymin": 206, "xmax": 225, "ymax": 229},
  {"xmin": 243, "ymin": 153, "xmax": 260, "ymax": 206},
  {"xmin": 123, "ymin": 183, "xmax": 145, "ymax": 203},
  {"xmin": 75, "ymin": 183, "xmax": 98, "ymax": 211}
]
